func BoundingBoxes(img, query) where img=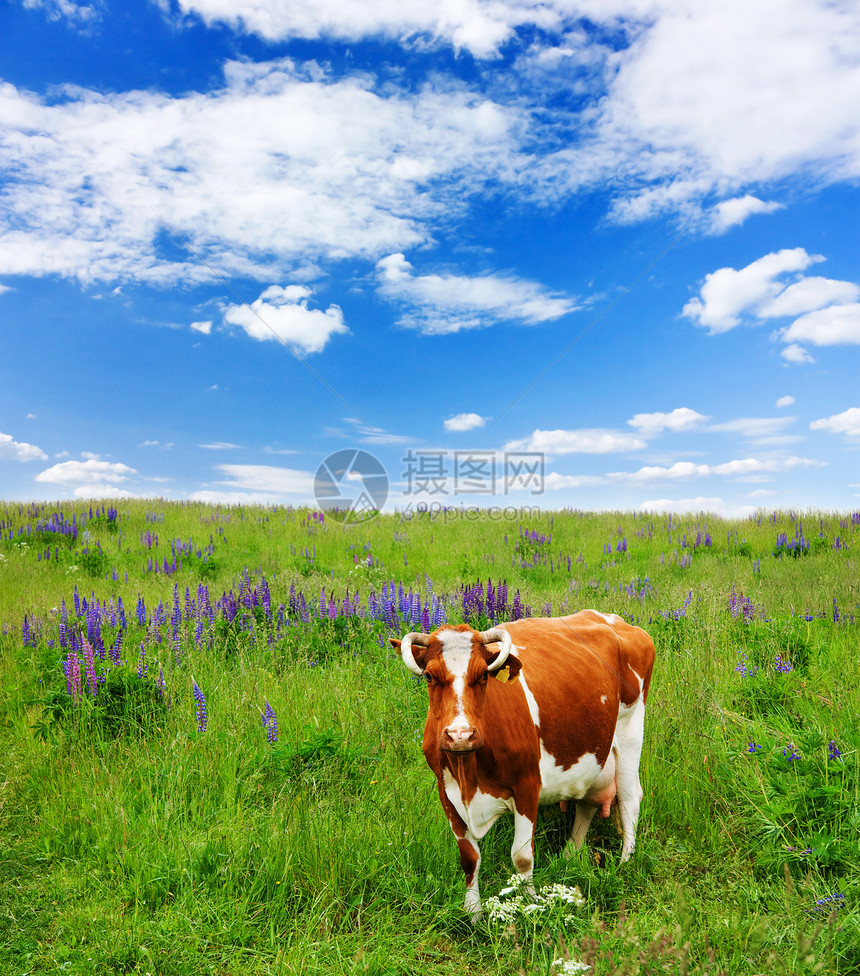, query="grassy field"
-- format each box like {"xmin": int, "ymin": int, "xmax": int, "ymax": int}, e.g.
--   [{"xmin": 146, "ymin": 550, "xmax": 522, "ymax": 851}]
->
[{"xmin": 1, "ymin": 500, "xmax": 858, "ymax": 975}]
